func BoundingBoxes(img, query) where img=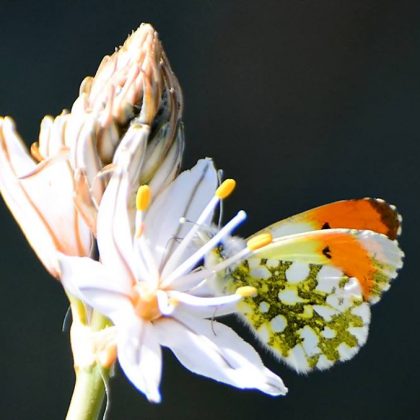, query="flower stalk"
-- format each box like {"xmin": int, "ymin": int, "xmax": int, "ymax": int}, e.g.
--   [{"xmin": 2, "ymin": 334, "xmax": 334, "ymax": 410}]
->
[
  {"xmin": 66, "ymin": 363, "xmax": 107, "ymax": 420},
  {"xmin": 66, "ymin": 296, "xmax": 114, "ymax": 420}
]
